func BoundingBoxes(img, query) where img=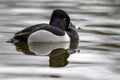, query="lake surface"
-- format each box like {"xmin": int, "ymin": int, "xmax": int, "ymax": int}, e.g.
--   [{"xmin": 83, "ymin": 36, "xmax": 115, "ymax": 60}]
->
[{"xmin": 0, "ymin": 0, "xmax": 120, "ymax": 80}]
